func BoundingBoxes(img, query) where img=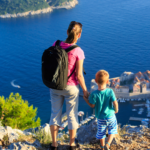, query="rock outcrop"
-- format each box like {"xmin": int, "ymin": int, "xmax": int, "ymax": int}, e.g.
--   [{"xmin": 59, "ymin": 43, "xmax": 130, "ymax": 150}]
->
[
  {"xmin": 77, "ymin": 119, "xmax": 150, "ymax": 150},
  {"xmin": 1, "ymin": 120, "xmax": 150, "ymax": 149},
  {"xmin": 77, "ymin": 119, "xmax": 97, "ymax": 144},
  {"xmin": 0, "ymin": 123, "xmax": 50, "ymax": 150}
]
